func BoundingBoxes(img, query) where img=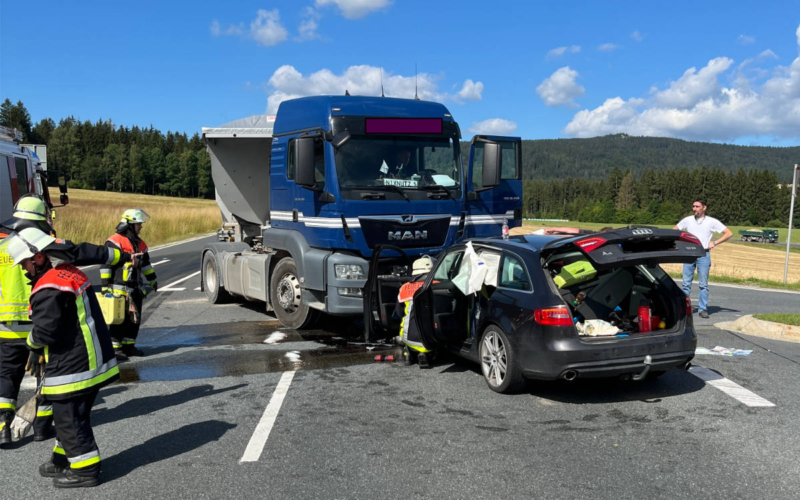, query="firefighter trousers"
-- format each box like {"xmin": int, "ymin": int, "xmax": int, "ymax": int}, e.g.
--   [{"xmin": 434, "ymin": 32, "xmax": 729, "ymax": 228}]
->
[
  {"xmin": 0, "ymin": 342, "xmax": 54, "ymax": 434},
  {"xmin": 52, "ymin": 390, "xmax": 101, "ymax": 476}
]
